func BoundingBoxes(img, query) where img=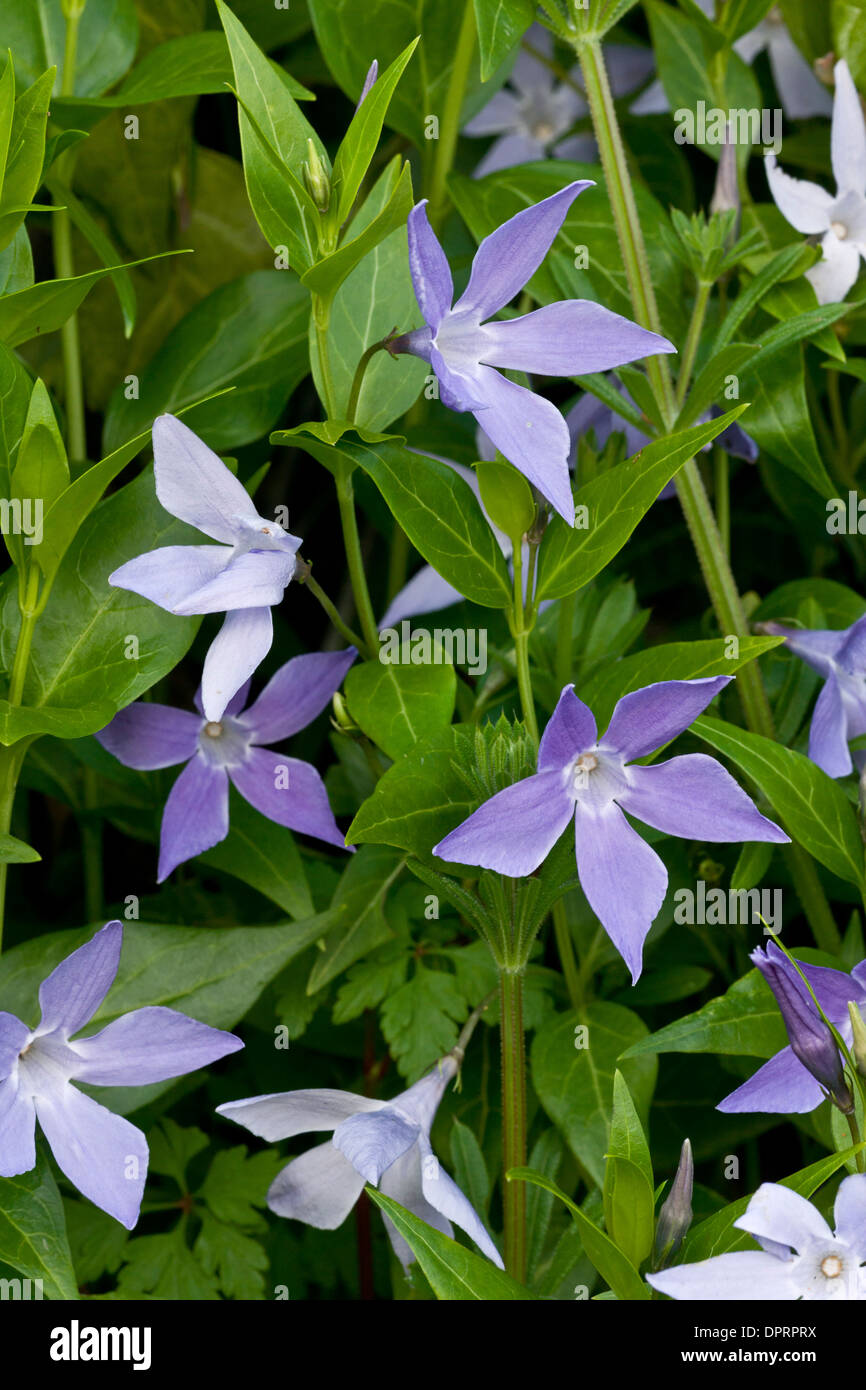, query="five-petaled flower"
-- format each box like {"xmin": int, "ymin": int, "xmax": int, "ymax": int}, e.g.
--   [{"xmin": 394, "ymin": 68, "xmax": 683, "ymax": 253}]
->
[
  {"xmin": 434, "ymin": 678, "xmax": 788, "ymax": 982},
  {"xmin": 388, "ymin": 183, "xmax": 675, "ymax": 526},
  {"xmin": 760, "ymin": 612, "xmax": 866, "ymax": 778},
  {"xmin": 719, "ymin": 945, "xmax": 866, "ymax": 1115},
  {"xmin": 217, "ymin": 1051, "xmax": 503, "ymax": 1270},
  {"xmin": 109, "ymin": 414, "xmax": 303, "ymax": 722},
  {"xmin": 96, "ymin": 649, "xmax": 356, "ymax": 881},
  {"xmin": 0, "ymin": 921, "xmax": 242, "ymax": 1228},
  {"xmin": 647, "ymin": 1177, "xmax": 866, "ymax": 1300},
  {"xmin": 765, "ymin": 59, "xmax": 866, "ymax": 305}
]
